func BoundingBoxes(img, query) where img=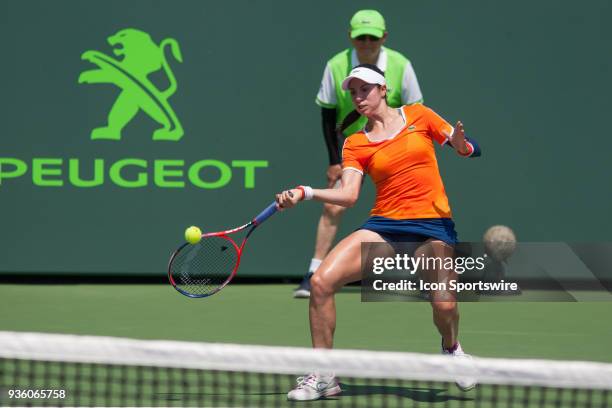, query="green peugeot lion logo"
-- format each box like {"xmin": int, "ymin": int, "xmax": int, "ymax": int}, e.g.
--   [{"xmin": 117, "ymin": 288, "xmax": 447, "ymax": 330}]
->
[{"xmin": 78, "ymin": 28, "xmax": 184, "ymax": 141}]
